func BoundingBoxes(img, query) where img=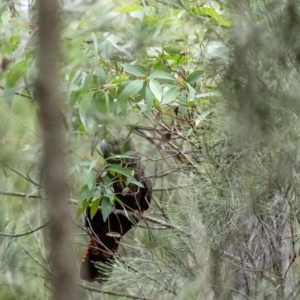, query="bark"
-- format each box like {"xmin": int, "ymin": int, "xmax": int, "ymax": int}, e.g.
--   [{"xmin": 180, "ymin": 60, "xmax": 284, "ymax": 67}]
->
[{"xmin": 35, "ymin": 1, "xmax": 79, "ymax": 299}]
